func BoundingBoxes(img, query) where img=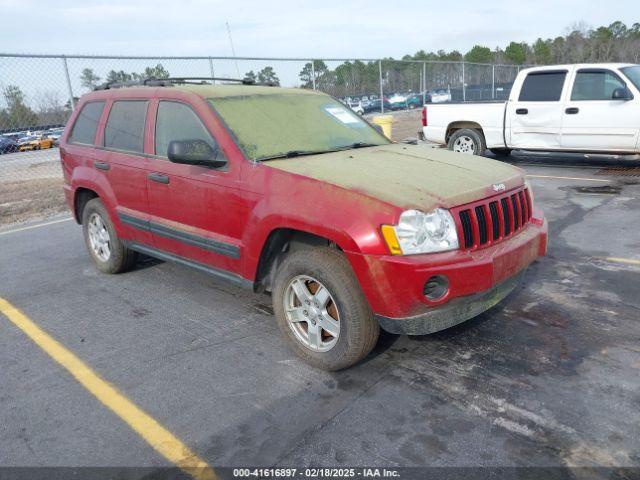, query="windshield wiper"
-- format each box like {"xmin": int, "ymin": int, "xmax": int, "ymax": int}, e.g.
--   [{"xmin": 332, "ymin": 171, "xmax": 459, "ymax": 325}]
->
[
  {"xmin": 324, "ymin": 142, "xmax": 382, "ymax": 153},
  {"xmin": 259, "ymin": 149, "xmax": 339, "ymax": 161},
  {"xmin": 258, "ymin": 143, "xmax": 381, "ymax": 162},
  {"xmin": 343, "ymin": 142, "xmax": 379, "ymax": 149}
]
